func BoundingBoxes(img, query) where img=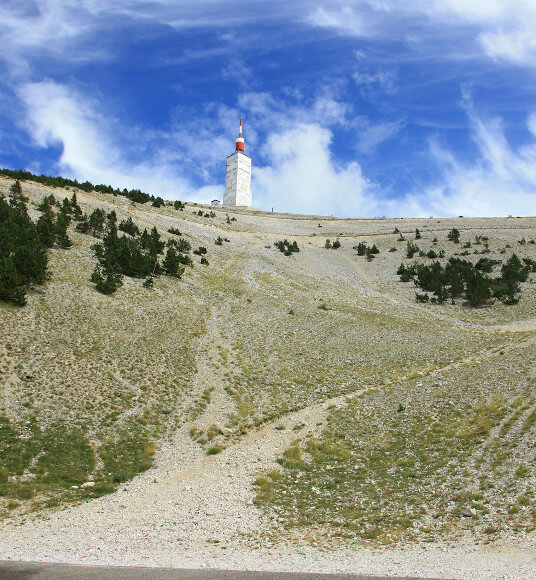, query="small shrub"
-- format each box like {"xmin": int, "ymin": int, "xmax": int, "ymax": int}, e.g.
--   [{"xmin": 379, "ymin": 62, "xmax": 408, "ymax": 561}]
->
[
  {"xmin": 406, "ymin": 241, "xmax": 419, "ymax": 259},
  {"xmin": 176, "ymin": 238, "xmax": 191, "ymax": 253},
  {"xmin": 447, "ymin": 228, "xmax": 460, "ymax": 243},
  {"xmin": 207, "ymin": 445, "xmax": 224, "ymax": 456},
  {"xmin": 274, "ymin": 239, "xmax": 299, "ymax": 256}
]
